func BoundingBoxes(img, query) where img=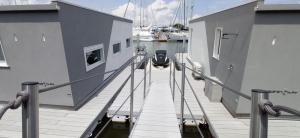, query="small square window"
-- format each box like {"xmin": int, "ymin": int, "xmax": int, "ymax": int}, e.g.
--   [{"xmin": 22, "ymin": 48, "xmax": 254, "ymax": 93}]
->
[
  {"xmin": 126, "ymin": 38, "xmax": 131, "ymax": 48},
  {"xmin": 83, "ymin": 44, "xmax": 105, "ymax": 72},
  {"xmin": 113, "ymin": 43, "xmax": 121, "ymax": 54},
  {"xmin": 213, "ymin": 27, "xmax": 223, "ymax": 60},
  {"xmin": 0, "ymin": 40, "xmax": 8, "ymax": 67}
]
